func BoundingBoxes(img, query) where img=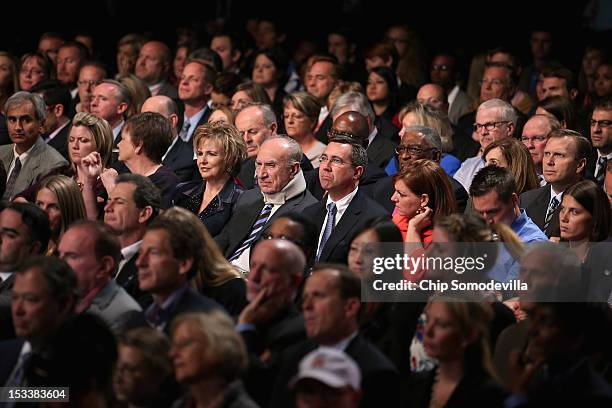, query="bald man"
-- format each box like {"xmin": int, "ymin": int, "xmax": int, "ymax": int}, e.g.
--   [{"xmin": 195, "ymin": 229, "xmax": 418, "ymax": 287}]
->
[
  {"xmin": 417, "ymin": 83, "xmax": 449, "ymax": 114},
  {"xmin": 135, "ymin": 41, "xmax": 177, "ymax": 98},
  {"xmin": 141, "ymin": 95, "xmax": 197, "ymax": 182},
  {"xmin": 305, "ymin": 111, "xmax": 387, "ymax": 199}
]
